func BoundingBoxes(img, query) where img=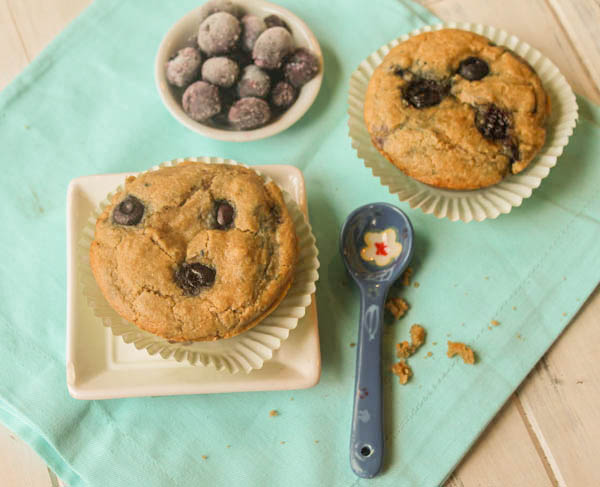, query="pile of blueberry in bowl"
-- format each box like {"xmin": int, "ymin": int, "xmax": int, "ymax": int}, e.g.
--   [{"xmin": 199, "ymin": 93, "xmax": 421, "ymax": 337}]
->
[{"xmin": 156, "ymin": 0, "xmax": 323, "ymax": 141}]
